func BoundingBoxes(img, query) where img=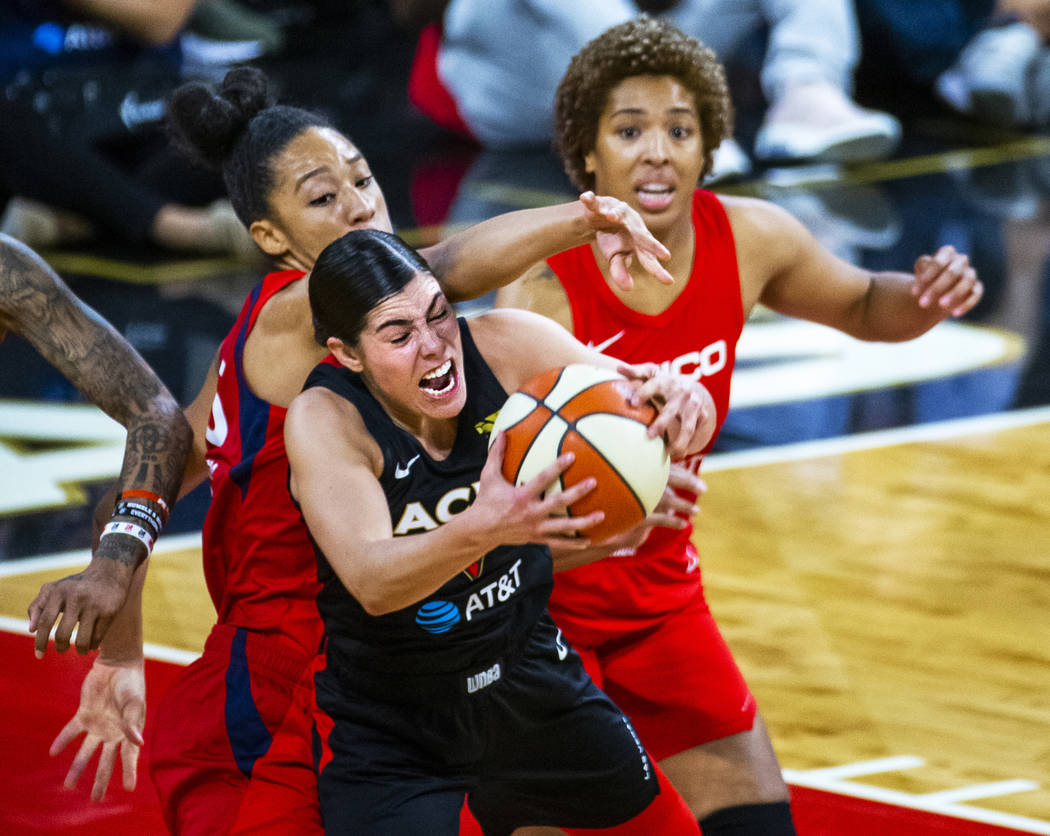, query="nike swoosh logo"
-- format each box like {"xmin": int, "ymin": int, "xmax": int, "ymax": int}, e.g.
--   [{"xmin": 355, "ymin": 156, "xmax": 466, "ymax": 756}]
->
[
  {"xmin": 588, "ymin": 330, "xmax": 626, "ymax": 355},
  {"xmin": 394, "ymin": 454, "xmax": 420, "ymax": 479},
  {"xmin": 554, "ymin": 628, "xmax": 568, "ymax": 661}
]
